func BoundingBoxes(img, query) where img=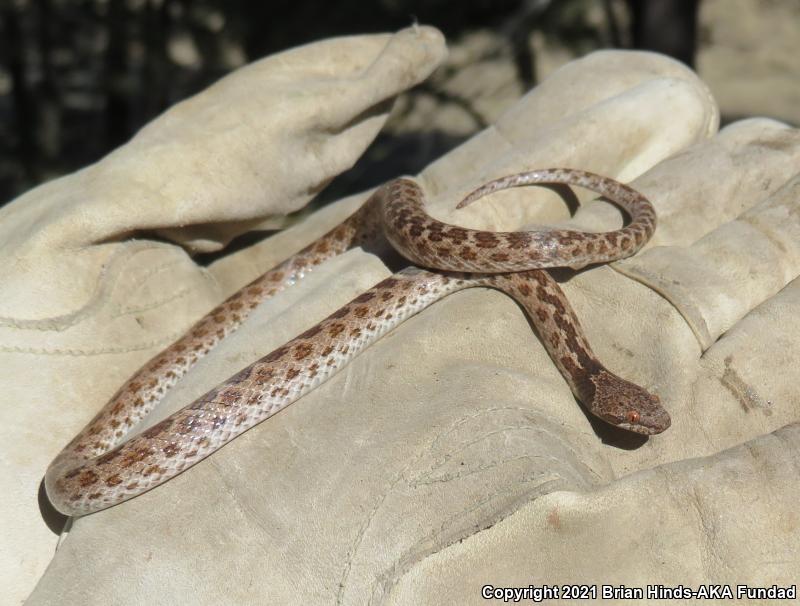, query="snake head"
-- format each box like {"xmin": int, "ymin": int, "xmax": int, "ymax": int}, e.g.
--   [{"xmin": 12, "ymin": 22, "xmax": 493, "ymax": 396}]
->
[{"xmin": 589, "ymin": 370, "xmax": 670, "ymax": 435}]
